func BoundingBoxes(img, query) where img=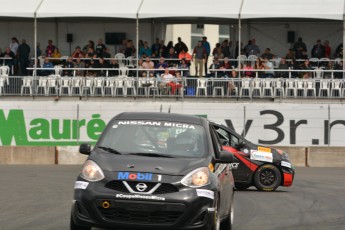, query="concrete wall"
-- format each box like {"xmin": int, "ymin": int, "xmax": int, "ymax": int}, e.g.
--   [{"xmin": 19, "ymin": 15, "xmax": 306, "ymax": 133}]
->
[{"xmin": 1, "ymin": 146, "xmax": 345, "ymax": 167}]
